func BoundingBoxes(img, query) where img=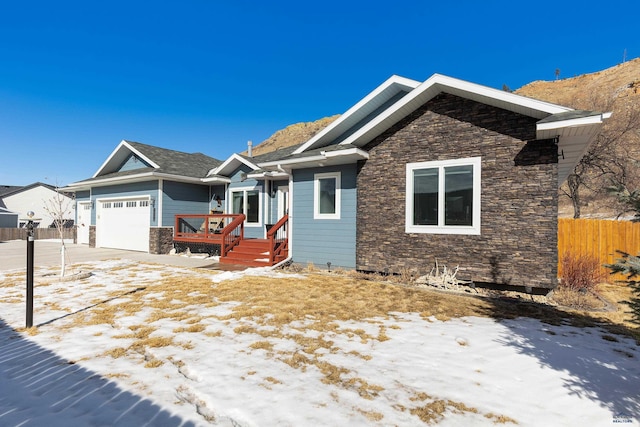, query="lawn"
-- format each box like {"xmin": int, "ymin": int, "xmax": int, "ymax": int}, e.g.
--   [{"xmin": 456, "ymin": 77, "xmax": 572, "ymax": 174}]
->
[{"xmin": 0, "ymin": 260, "xmax": 638, "ymax": 426}]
